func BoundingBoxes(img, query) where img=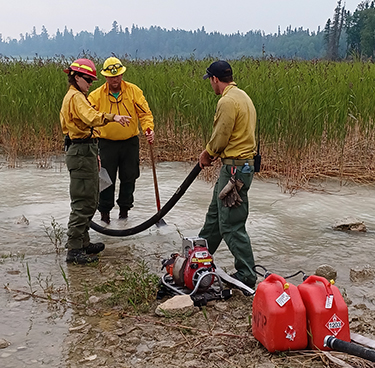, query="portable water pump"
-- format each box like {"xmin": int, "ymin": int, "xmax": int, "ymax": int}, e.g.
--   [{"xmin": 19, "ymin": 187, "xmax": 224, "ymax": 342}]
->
[
  {"xmin": 159, "ymin": 236, "xmax": 254, "ymax": 302},
  {"xmin": 161, "ymin": 237, "xmax": 218, "ymax": 295}
]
